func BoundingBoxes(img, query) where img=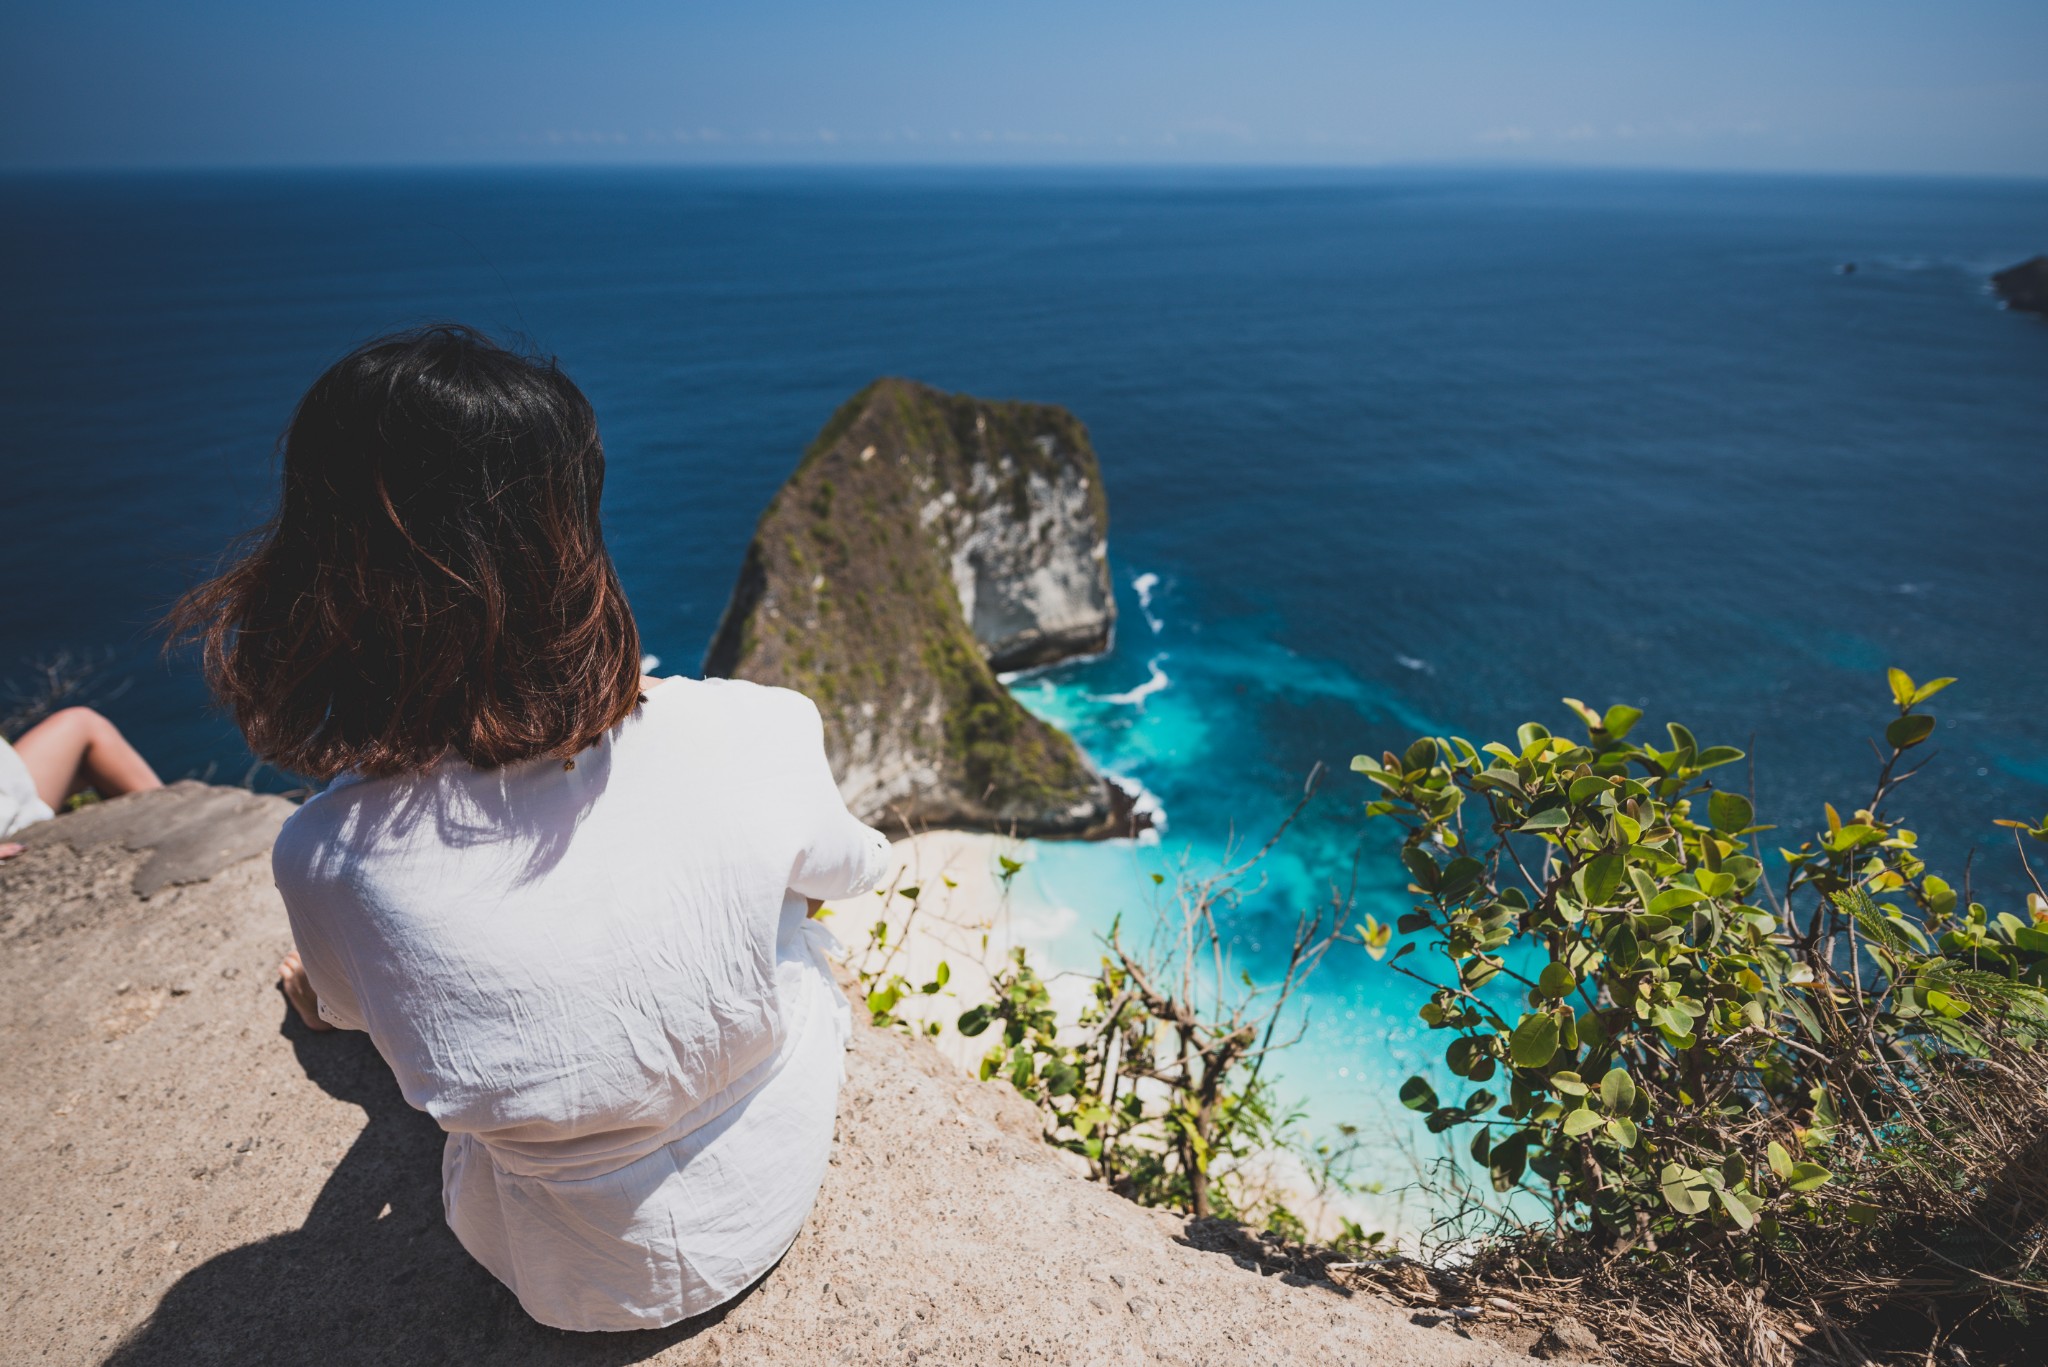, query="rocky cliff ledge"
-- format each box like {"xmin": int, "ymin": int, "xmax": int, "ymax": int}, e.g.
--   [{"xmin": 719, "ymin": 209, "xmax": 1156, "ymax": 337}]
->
[
  {"xmin": 705, "ymin": 378, "xmax": 1134, "ymax": 838},
  {"xmin": 0, "ymin": 785, "xmax": 1540, "ymax": 1366},
  {"xmin": 1992, "ymin": 256, "xmax": 2048, "ymax": 314}
]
